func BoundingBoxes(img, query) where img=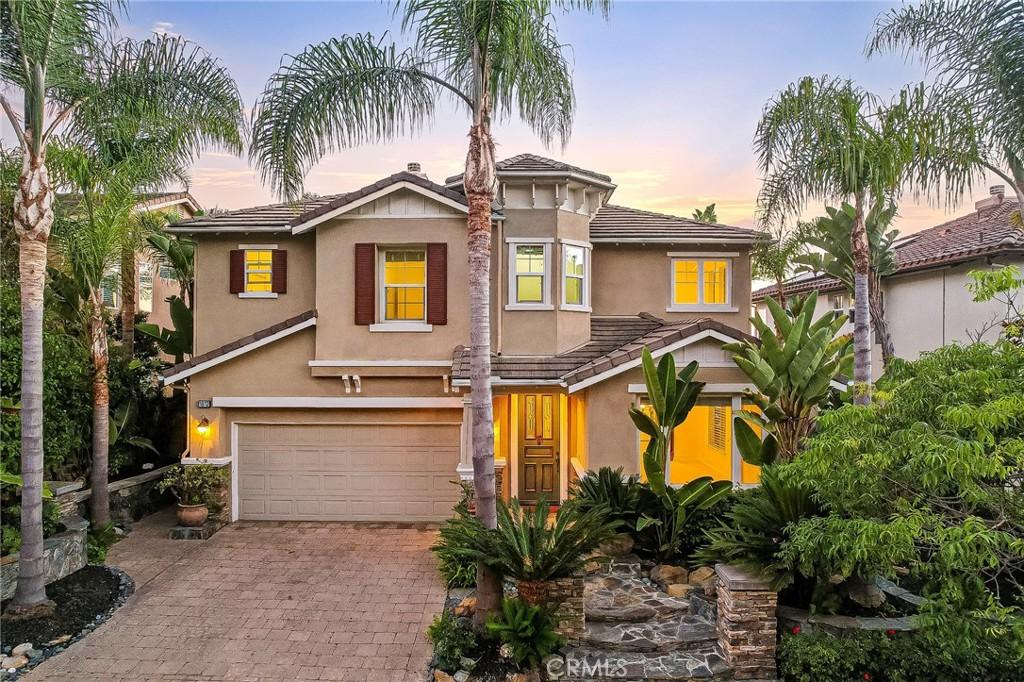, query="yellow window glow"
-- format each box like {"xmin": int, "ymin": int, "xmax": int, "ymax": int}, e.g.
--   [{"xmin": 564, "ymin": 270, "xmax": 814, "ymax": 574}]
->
[
  {"xmin": 515, "ymin": 244, "xmax": 546, "ymax": 303},
  {"xmin": 564, "ymin": 245, "xmax": 585, "ymax": 306},
  {"xmin": 383, "ymin": 250, "xmax": 426, "ymax": 320},
  {"xmin": 244, "ymin": 250, "xmax": 273, "ymax": 292},
  {"xmin": 704, "ymin": 260, "xmax": 728, "ymax": 304},
  {"xmin": 673, "ymin": 260, "xmax": 699, "ymax": 304}
]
